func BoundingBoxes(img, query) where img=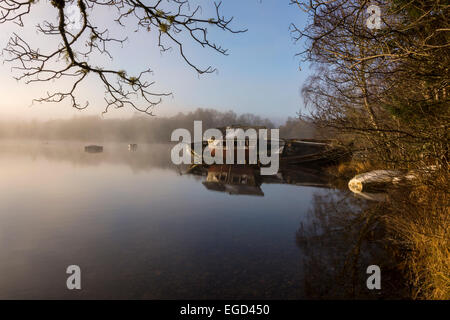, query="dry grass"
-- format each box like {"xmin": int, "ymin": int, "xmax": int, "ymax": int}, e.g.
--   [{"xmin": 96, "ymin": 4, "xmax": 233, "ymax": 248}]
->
[
  {"xmin": 326, "ymin": 161, "xmax": 373, "ymax": 179},
  {"xmin": 384, "ymin": 172, "xmax": 450, "ymax": 300},
  {"xmin": 331, "ymin": 160, "xmax": 449, "ymax": 299},
  {"xmin": 325, "ymin": 160, "xmax": 378, "ymax": 189}
]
